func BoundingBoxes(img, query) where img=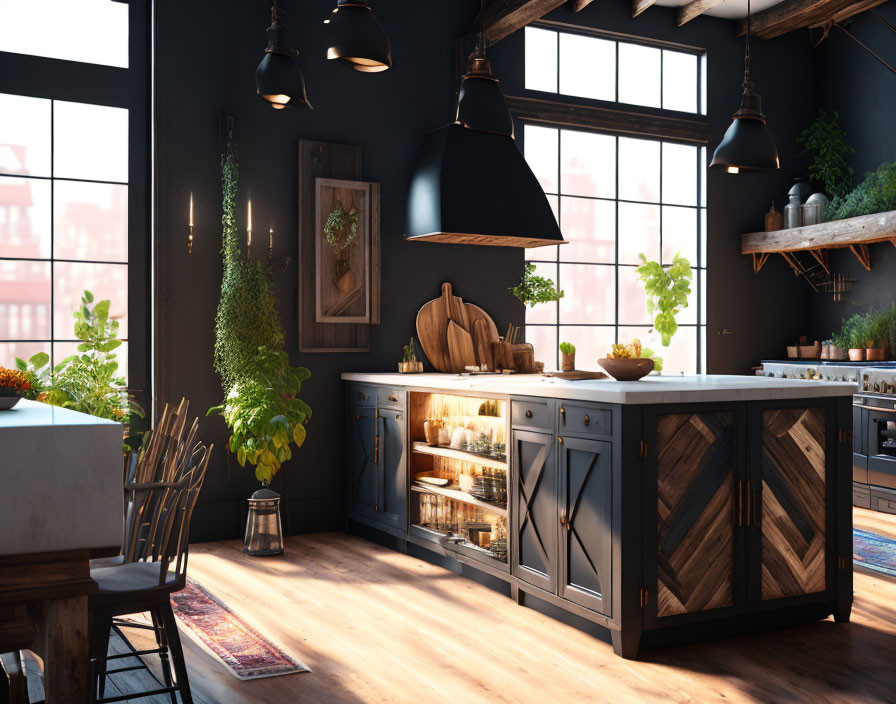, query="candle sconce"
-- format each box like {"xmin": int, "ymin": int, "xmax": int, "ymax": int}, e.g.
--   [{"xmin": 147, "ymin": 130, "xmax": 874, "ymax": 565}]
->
[{"xmin": 187, "ymin": 192, "xmax": 195, "ymax": 254}]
